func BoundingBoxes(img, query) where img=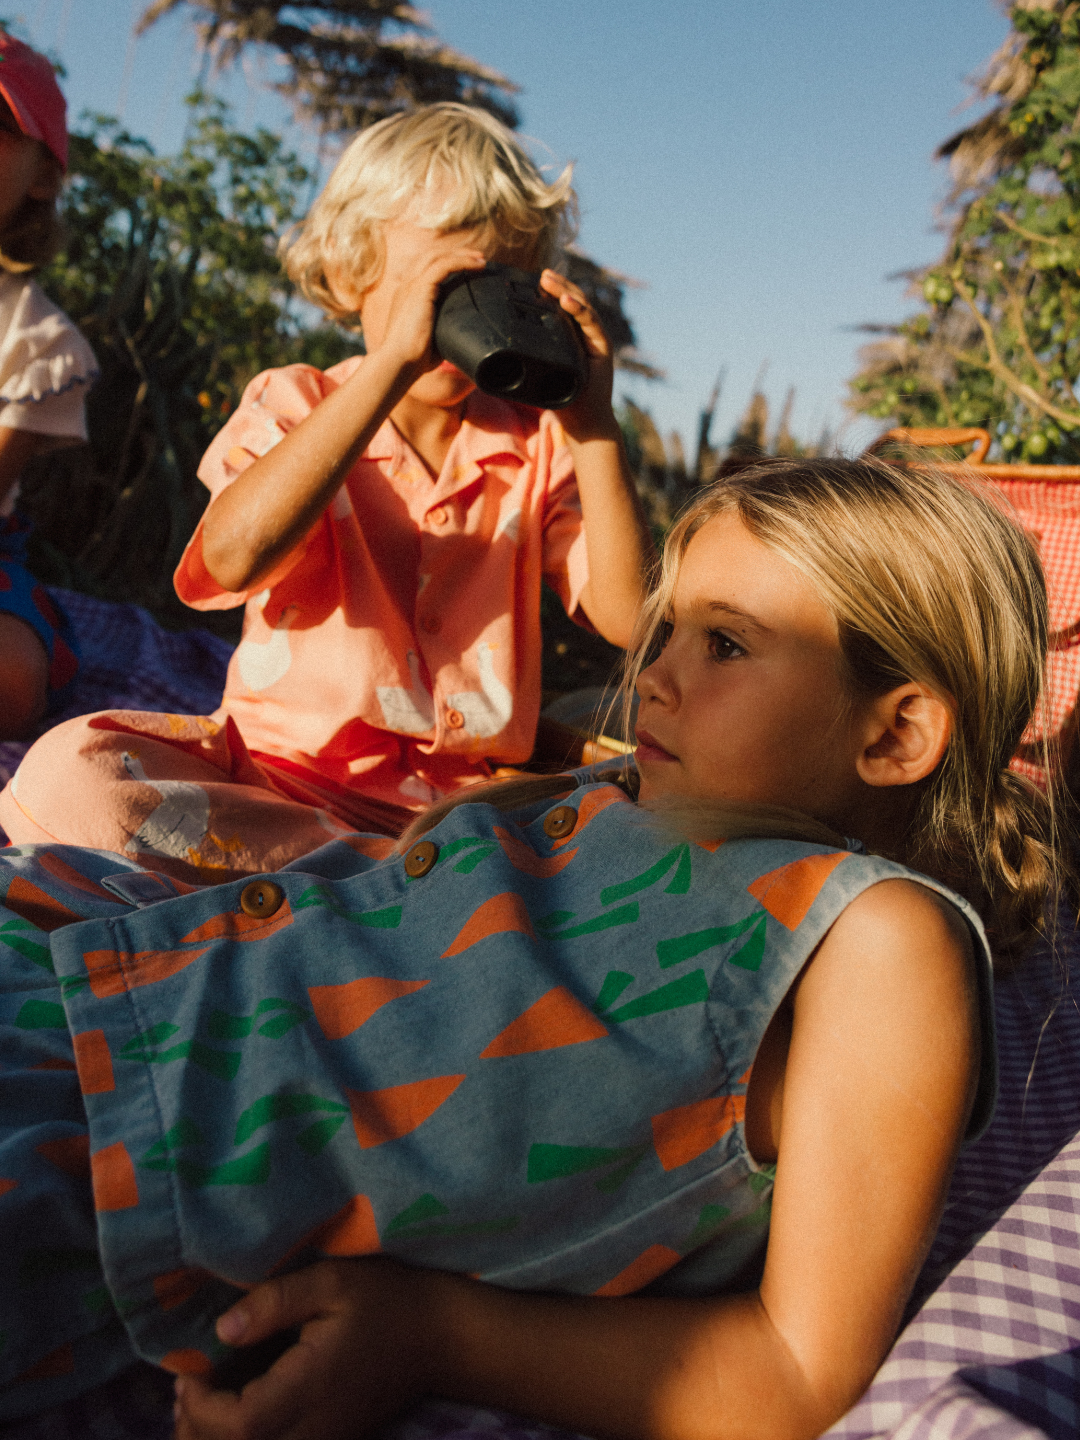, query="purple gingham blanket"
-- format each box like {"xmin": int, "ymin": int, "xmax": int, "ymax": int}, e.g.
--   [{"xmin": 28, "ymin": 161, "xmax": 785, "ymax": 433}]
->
[
  {"xmin": 0, "ymin": 587, "xmax": 234, "ymax": 793},
  {"xmin": 1, "ymin": 591, "xmax": 1078, "ymax": 1439}
]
